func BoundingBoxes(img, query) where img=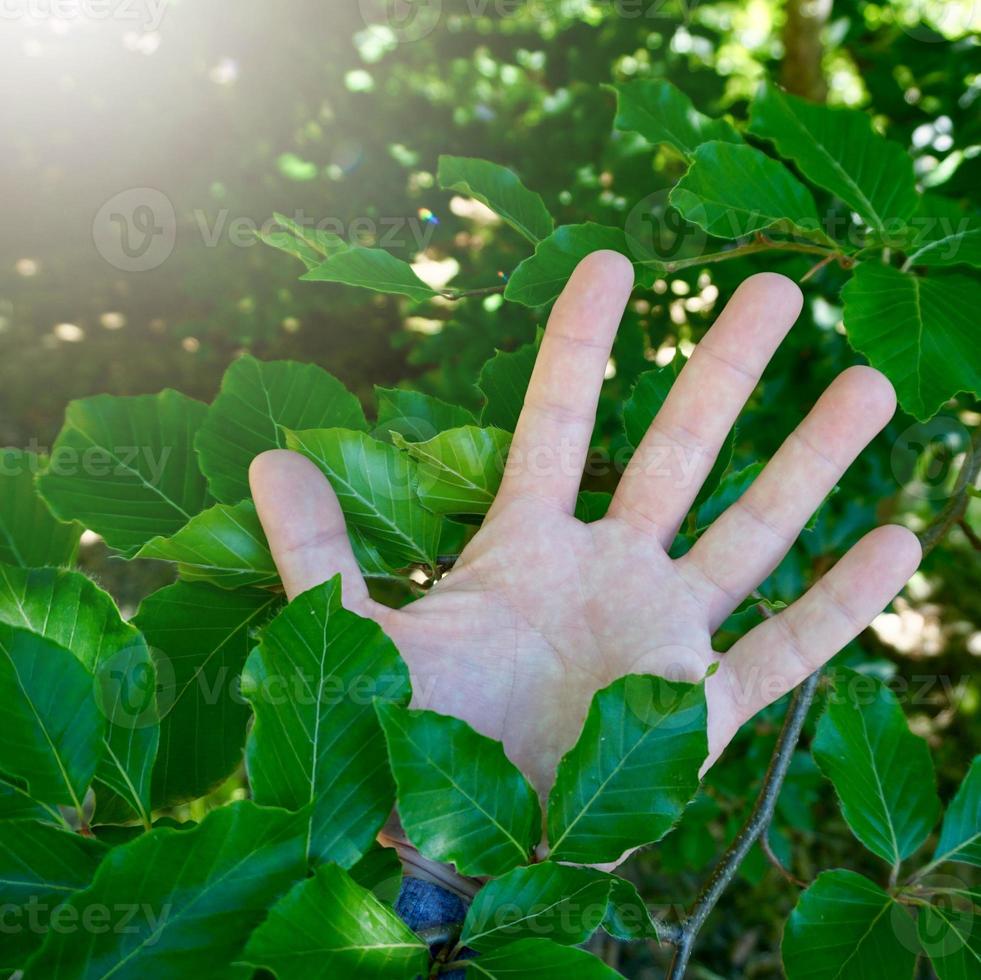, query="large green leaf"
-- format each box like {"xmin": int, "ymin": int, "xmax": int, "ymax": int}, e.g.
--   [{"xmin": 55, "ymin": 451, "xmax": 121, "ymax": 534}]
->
[
  {"xmin": 812, "ymin": 668, "xmax": 940, "ymax": 867},
  {"xmin": 902, "ymin": 197, "xmax": 981, "ymax": 269},
  {"xmin": 842, "ymin": 263, "xmax": 979, "ymax": 421},
  {"xmin": 438, "ymin": 155, "xmax": 554, "ymax": 244},
  {"xmin": 461, "ymin": 864, "xmax": 612, "ymax": 951},
  {"xmin": 393, "ymin": 426, "xmax": 510, "ymax": 517},
  {"xmin": 37, "ymin": 391, "xmax": 212, "ymax": 555},
  {"xmin": 0, "ymin": 623, "xmax": 104, "ymax": 811},
  {"xmin": 136, "ymin": 500, "xmax": 278, "ymax": 590},
  {"xmin": 301, "ymin": 247, "xmax": 439, "ymax": 302},
  {"xmin": 23, "ymin": 801, "xmax": 307, "ymax": 979},
  {"xmin": 478, "ymin": 337, "xmax": 539, "ymax": 432},
  {"xmin": 242, "ymin": 578, "xmax": 411, "ymax": 868},
  {"xmin": 463, "ymin": 938, "xmax": 622, "ymax": 978},
  {"xmin": 931, "ymin": 755, "xmax": 981, "ymax": 868},
  {"xmin": 374, "ymin": 386, "xmax": 478, "ymax": 442},
  {"xmin": 546, "ymin": 674, "xmax": 708, "ymax": 865},
  {"xmin": 196, "ymin": 356, "xmax": 368, "ymax": 503},
  {"xmin": 611, "ymin": 79, "xmax": 742, "ymax": 160},
  {"xmin": 243, "ymin": 863, "xmax": 428, "ymax": 980},
  {"xmin": 376, "ymin": 702, "xmax": 541, "ymax": 877},
  {"xmin": 285, "ymin": 428, "xmax": 442, "ymax": 568},
  {"xmin": 0, "ymin": 449, "xmax": 81, "ymax": 568},
  {"xmin": 670, "ymin": 141, "xmax": 831, "ymax": 244},
  {"xmin": 602, "ymin": 875, "xmax": 661, "ymax": 941},
  {"xmin": 919, "ymin": 903, "xmax": 981, "ymax": 980},
  {"xmin": 0, "ymin": 821, "xmax": 107, "ymax": 969},
  {"xmin": 505, "ymin": 224, "xmax": 652, "ymax": 307},
  {"xmin": 782, "ymin": 870, "xmax": 918, "ymax": 980},
  {"xmin": 748, "ymin": 82, "xmax": 919, "ymax": 232},
  {"xmin": 133, "ymin": 582, "xmax": 281, "ymax": 808},
  {"xmin": 0, "ymin": 565, "xmax": 158, "ymax": 824}
]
